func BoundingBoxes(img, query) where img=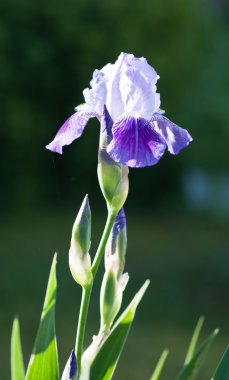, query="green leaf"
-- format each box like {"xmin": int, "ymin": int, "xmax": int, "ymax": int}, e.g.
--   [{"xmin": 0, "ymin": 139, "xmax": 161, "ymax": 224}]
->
[
  {"xmin": 184, "ymin": 316, "xmax": 204, "ymax": 365},
  {"xmin": 212, "ymin": 345, "xmax": 229, "ymax": 380},
  {"xmin": 11, "ymin": 318, "xmax": 25, "ymax": 380},
  {"xmin": 175, "ymin": 328, "xmax": 219, "ymax": 380},
  {"xmin": 150, "ymin": 349, "xmax": 169, "ymax": 380},
  {"xmin": 25, "ymin": 254, "xmax": 59, "ymax": 380},
  {"xmin": 88, "ymin": 280, "xmax": 150, "ymax": 380}
]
